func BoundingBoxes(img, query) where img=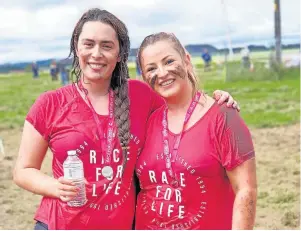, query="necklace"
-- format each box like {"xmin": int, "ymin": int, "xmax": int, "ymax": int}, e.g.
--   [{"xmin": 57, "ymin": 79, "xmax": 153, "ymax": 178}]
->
[
  {"xmin": 162, "ymin": 91, "xmax": 201, "ymax": 187},
  {"xmin": 78, "ymin": 81, "xmax": 115, "ymax": 180}
]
